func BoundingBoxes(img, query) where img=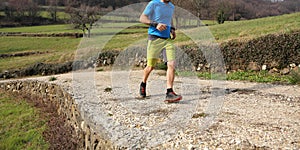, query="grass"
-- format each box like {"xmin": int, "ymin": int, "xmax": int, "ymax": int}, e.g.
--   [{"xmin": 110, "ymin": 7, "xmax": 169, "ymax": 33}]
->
[
  {"xmin": 288, "ymin": 69, "xmax": 300, "ymax": 85},
  {"xmin": 226, "ymin": 70, "xmax": 289, "ymax": 83},
  {"xmin": 196, "ymin": 71, "xmax": 290, "ymax": 83},
  {"xmin": 103, "ymin": 33, "xmax": 148, "ymax": 50},
  {"xmin": 0, "ymin": 23, "xmax": 147, "ymax": 34},
  {"xmin": 202, "ymin": 20, "xmax": 218, "ymax": 26},
  {"xmin": 39, "ymin": 10, "xmax": 70, "ymax": 20},
  {"xmin": 48, "ymin": 76, "xmax": 57, "ymax": 81},
  {"xmin": 0, "ymin": 37, "xmax": 79, "ymax": 54},
  {"xmin": 0, "ymin": 37, "xmax": 80, "ymax": 72},
  {"xmin": 192, "ymin": 70, "xmax": 292, "ymax": 84},
  {"xmin": 0, "ymin": 91, "xmax": 49, "ymax": 150},
  {"xmin": 0, "ymin": 24, "xmax": 80, "ymax": 33},
  {"xmin": 176, "ymin": 70, "xmax": 296, "ymax": 84},
  {"xmin": 209, "ymin": 12, "xmax": 300, "ymax": 42}
]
